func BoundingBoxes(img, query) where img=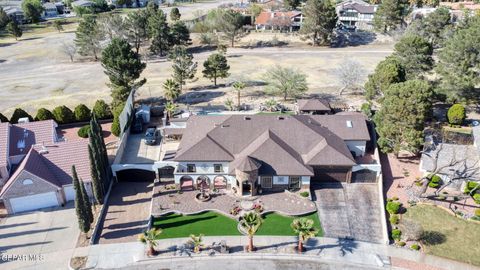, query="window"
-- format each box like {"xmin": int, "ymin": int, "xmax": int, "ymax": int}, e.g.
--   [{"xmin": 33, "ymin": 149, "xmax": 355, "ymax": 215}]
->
[
  {"xmin": 214, "ymin": 164, "xmax": 223, "ymax": 173},
  {"xmin": 261, "ymin": 176, "xmax": 273, "ymax": 188},
  {"xmin": 22, "ymin": 179, "xmax": 33, "ymax": 185},
  {"xmin": 289, "ymin": 176, "xmax": 301, "ymax": 189},
  {"xmin": 187, "ymin": 164, "xmax": 196, "ymax": 173}
]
